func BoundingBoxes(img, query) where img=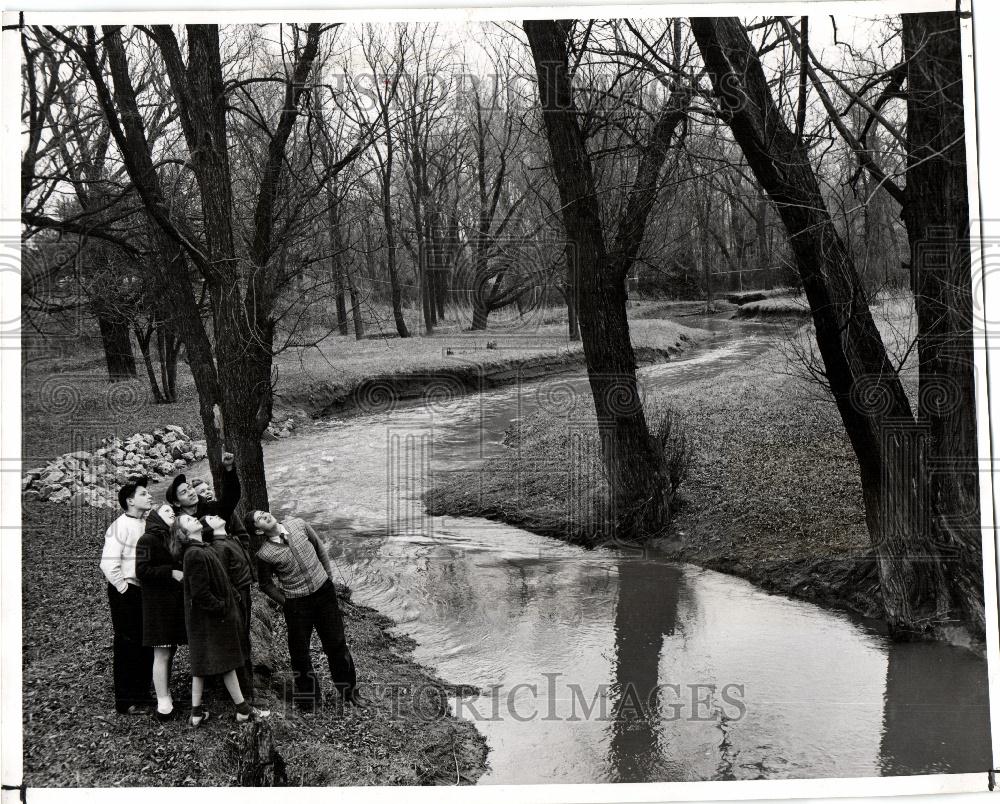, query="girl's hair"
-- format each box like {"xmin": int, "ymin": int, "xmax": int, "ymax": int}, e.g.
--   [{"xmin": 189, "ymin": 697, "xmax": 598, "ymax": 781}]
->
[
  {"xmin": 199, "ymin": 515, "xmax": 225, "ymax": 543},
  {"xmin": 170, "ymin": 517, "xmax": 191, "ymax": 554}
]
